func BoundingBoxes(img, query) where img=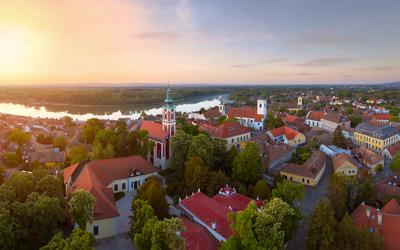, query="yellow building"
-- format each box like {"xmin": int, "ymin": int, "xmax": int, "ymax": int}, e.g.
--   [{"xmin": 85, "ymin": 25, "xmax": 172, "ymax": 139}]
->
[
  {"xmin": 354, "ymin": 122, "xmax": 399, "ymax": 153},
  {"xmin": 332, "ymin": 153, "xmax": 358, "ymax": 176},
  {"xmin": 280, "ymin": 151, "xmax": 327, "ymax": 187},
  {"xmin": 267, "ymin": 126, "xmax": 306, "ymax": 146}
]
